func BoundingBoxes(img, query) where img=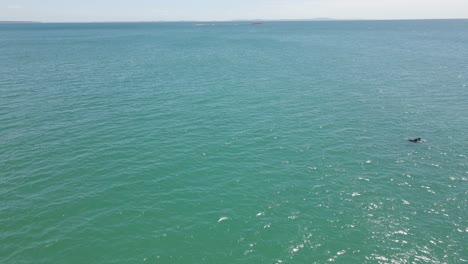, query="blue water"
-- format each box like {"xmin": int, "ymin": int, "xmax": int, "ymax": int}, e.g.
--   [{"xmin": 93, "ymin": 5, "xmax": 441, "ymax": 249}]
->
[{"xmin": 1, "ymin": 20, "xmax": 467, "ymax": 263}]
